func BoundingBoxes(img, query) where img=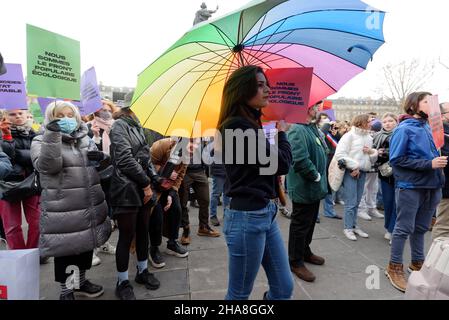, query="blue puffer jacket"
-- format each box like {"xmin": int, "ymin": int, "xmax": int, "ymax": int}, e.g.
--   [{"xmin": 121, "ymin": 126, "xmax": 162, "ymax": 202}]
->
[{"xmin": 389, "ymin": 117, "xmax": 444, "ymax": 189}]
